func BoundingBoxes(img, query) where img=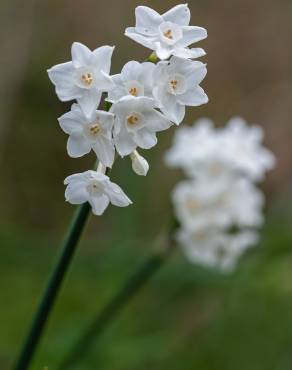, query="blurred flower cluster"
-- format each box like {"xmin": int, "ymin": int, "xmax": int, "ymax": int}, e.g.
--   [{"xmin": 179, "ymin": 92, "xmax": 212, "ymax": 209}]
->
[
  {"xmin": 47, "ymin": 4, "xmax": 207, "ymax": 215},
  {"xmin": 165, "ymin": 117, "xmax": 275, "ymax": 271}
]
